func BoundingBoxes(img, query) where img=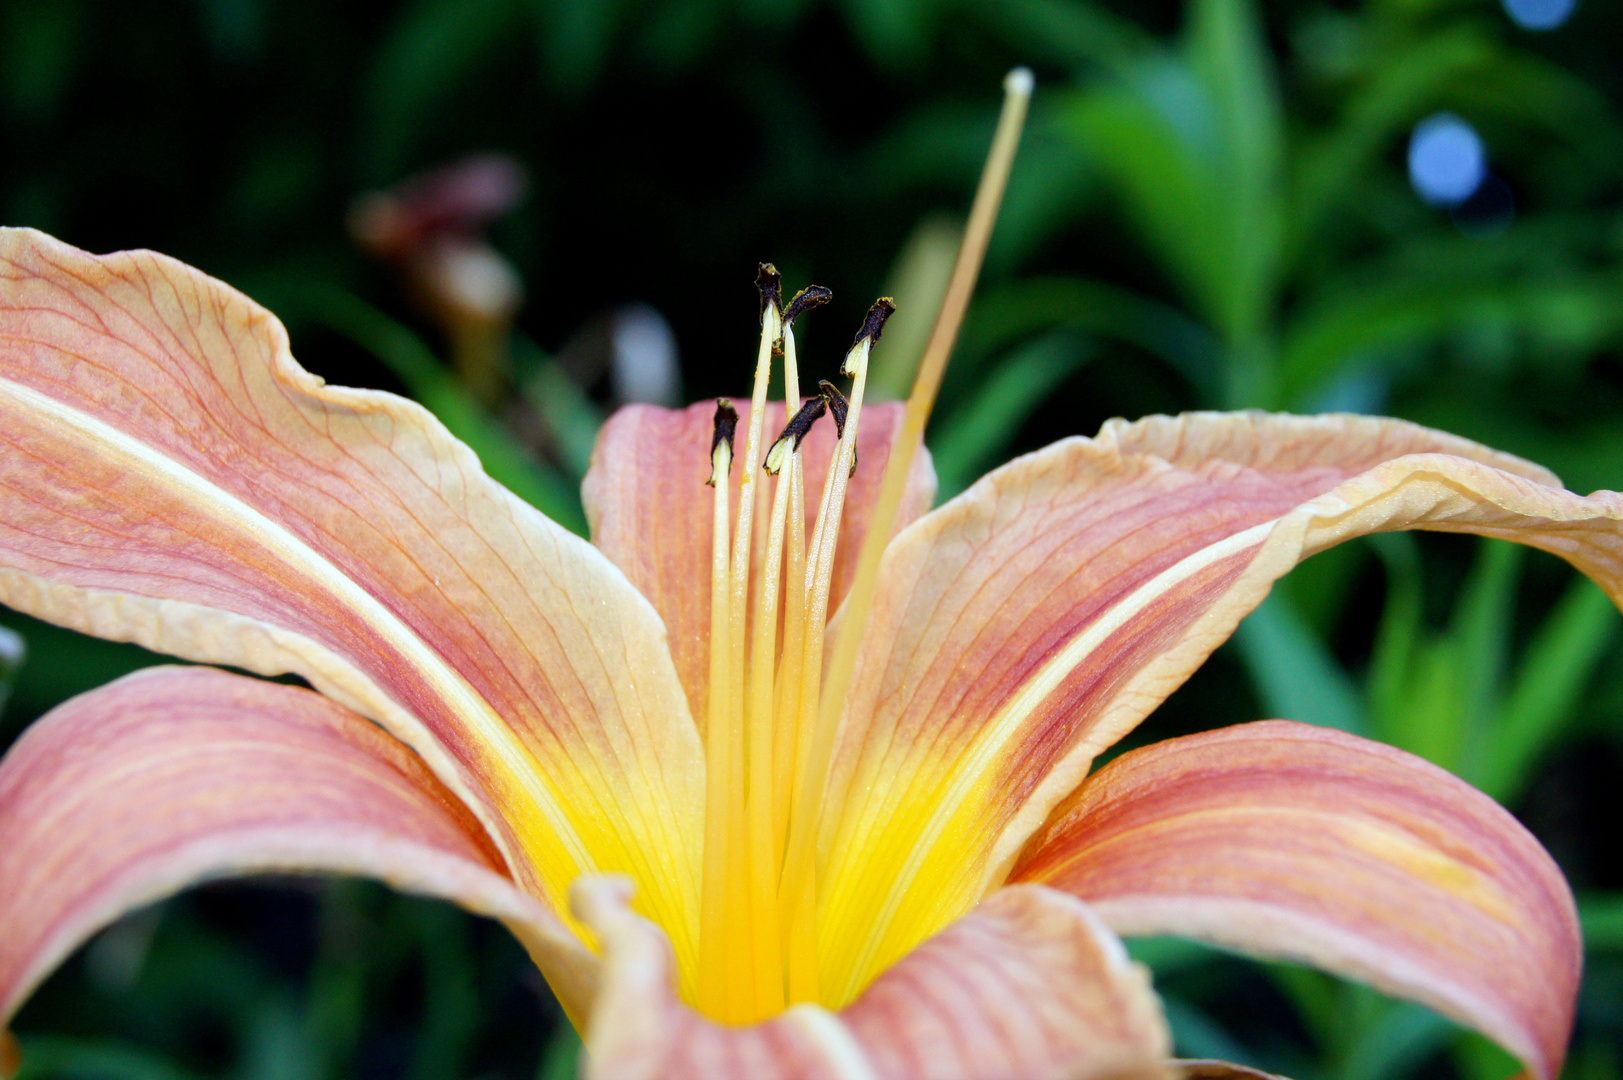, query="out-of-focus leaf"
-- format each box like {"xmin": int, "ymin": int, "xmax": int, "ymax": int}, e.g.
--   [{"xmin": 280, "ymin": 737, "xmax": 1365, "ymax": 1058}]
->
[
  {"xmin": 928, "ymin": 330, "xmax": 1092, "ymax": 499},
  {"xmin": 1234, "ymin": 592, "xmax": 1367, "ymax": 734},
  {"xmin": 0, "ymin": 624, "xmax": 22, "ymax": 722},
  {"xmin": 838, "ymin": 0, "xmax": 932, "ymax": 69},
  {"xmin": 535, "ymin": 1025, "xmax": 582, "ymax": 1080},
  {"xmin": 1581, "ymin": 894, "xmax": 1623, "ymax": 952},
  {"xmin": 979, "ymin": 0, "xmax": 1151, "ymax": 76},
  {"xmin": 1125, "ymin": 936, "xmax": 1221, "ymax": 978},
  {"xmin": 363, "ymin": 0, "xmax": 525, "ymax": 176},
  {"xmin": 957, "ymin": 276, "xmax": 1218, "ymax": 396},
  {"xmin": 1291, "ymin": 28, "xmax": 1493, "ymax": 252},
  {"xmin": 238, "ymin": 998, "xmax": 315, "ymax": 1080},
  {"xmin": 1340, "ymin": 1002, "xmax": 1455, "ymax": 1080},
  {"xmin": 1478, "ymin": 575, "xmax": 1617, "ymax": 802},
  {"xmin": 529, "ymin": 0, "xmax": 621, "ymax": 92},
  {"xmin": 1449, "ymin": 539, "xmax": 1521, "ymax": 782},
  {"xmin": 1161, "ymin": 995, "xmax": 1253, "ymax": 1065},
  {"xmin": 985, "ymin": 105, "xmax": 1098, "ymax": 276},
  {"xmin": 870, "ymin": 213, "xmax": 963, "ymax": 402},
  {"xmin": 301, "ymin": 286, "xmax": 587, "ymax": 534},
  {"xmin": 1185, "ymin": 0, "xmax": 1284, "ymax": 341},
  {"xmin": 13, "ymin": 1037, "xmax": 200, "ymax": 1080},
  {"xmin": 408, "ymin": 904, "xmax": 479, "ymax": 1080},
  {"xmin": 1280, "ymin": 270, "xmax": 1623, "ymax": 410},
  {"xmin": 1450, "ymin": 1031, "xmax": 1524, "ymax": 1080},
  {"xmin": 513, "ymin": 335, "xmax": 604, "ymax": 483}
]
